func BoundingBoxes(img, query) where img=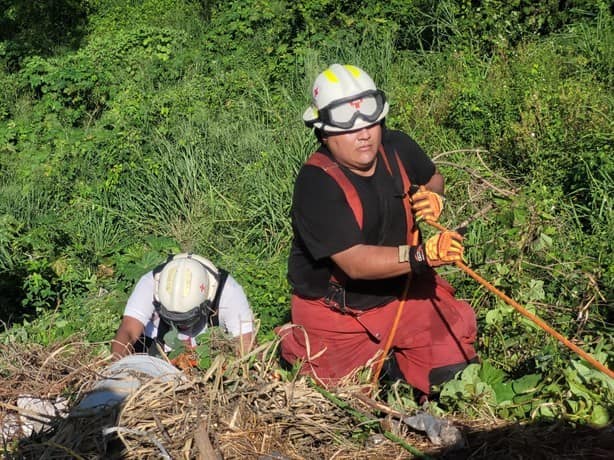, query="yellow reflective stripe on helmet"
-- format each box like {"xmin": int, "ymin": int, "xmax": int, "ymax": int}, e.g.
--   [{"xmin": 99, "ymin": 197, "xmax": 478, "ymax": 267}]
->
[
  {"xmin": 323, "ymin": 69, "xmax": 339, "ymax": 83},
  {"xmin": 344, "ymin": 65, "xmax": 361, "ymax": 78},
  {"xmin": 165, "ymin": 267, "xmax": 177, "ymax": 293},
  {"xmin": 183, "ymin": 269, "xmax": 192, "ymax": 296}
]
